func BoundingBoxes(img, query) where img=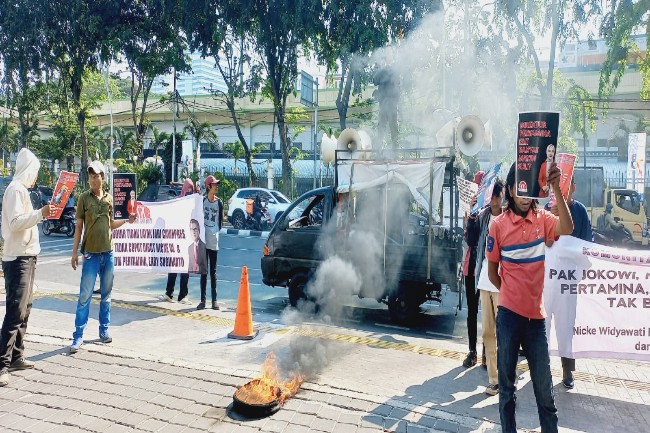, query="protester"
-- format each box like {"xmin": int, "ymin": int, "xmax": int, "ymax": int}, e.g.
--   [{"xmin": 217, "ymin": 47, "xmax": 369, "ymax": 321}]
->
[
  {"xmin": 69, "ymin": 161, "xmax": 136, "ymax": 354},
  {"xmin": 200, "ymin": 175, "xmax": 224, "ymax": 310},
  {"xmin": 470, "ymin": 178, "xmax": 504, "ymax": 396},
  {"xmin": 487, "ymin": 162, "xmax": 573, "ymax": 433},
  {"xmin": 160, "ymin": 178, "xmax": 196, "ymax": 304},
  {"xmin": 462, "ymin": 170, "xmax": 485, "ymax": 368},
  {"xmin": 545, "ymin": 176, "xmax": 593, "ymax": 389},
  {"xmin": 0, "ymin": 149, "xmax": 54, "ymax": 387}
]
